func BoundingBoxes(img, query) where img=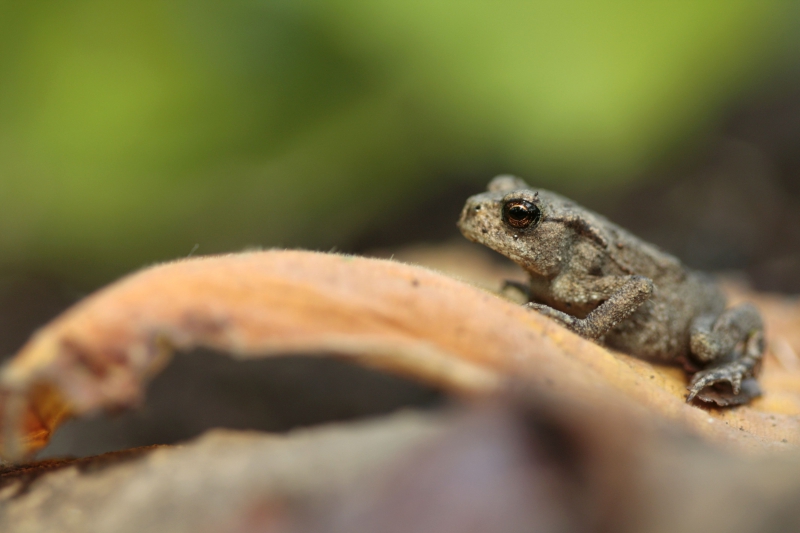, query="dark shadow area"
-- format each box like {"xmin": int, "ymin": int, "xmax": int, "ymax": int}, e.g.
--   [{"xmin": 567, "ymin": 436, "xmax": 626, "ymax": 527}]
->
[
  {"xmin": 39, "ymin": 351, "xmax": 444, "ymax": 459},
  {"xmin": 347, "ymin": 176, "xmax": 495, "ymax": 253},
  {"xmin": 0, "ymin": 273, "xmax": 78, "ymax": 360}
]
